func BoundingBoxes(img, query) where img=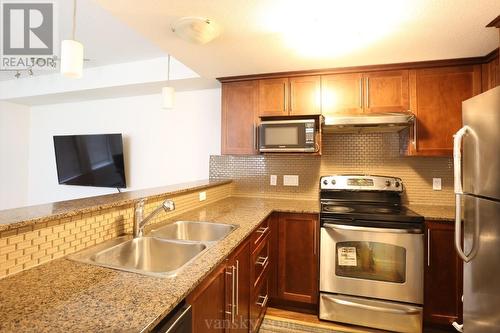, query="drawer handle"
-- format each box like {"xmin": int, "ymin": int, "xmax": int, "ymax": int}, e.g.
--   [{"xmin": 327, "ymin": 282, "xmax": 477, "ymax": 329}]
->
[
  {"xmin": 255, "ymin": 256, "xmax": 269, "ymax": 267},
  {"xmin": 256, "ymin": 294, "xmax": 268, "ymax": 307},
  {"xmin": 255, "ymin": 226, "xmax": 269, "ymax": 234}
]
